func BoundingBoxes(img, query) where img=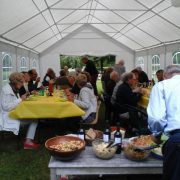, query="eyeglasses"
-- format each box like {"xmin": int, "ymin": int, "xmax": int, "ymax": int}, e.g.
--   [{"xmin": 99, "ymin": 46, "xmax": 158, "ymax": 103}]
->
[{"xmin": 17, "ymin": 80, "xmax": 24, "ymax": 84}]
